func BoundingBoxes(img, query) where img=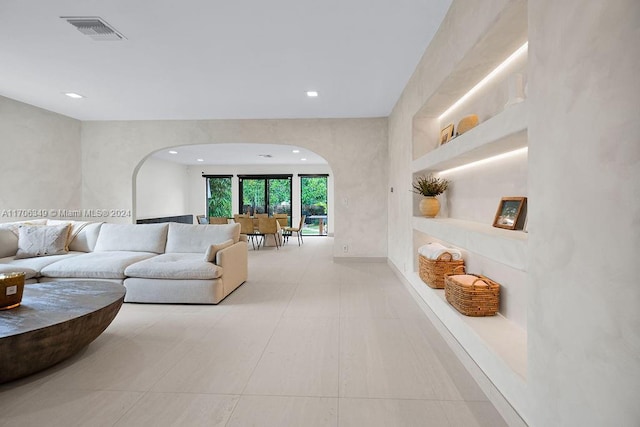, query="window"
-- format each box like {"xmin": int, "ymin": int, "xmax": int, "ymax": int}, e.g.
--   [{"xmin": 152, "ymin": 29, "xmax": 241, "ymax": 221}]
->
[
  {"xmin": 238, "ymin": 175, "xmax": 292, "ymax": 224},
  {"xmin": 204, "ymin": 175, "xmax": 232, "ymax": 218},
  {"xmin": 300, "ymin": 175, "xmax": 328, "ymax": 236}
]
